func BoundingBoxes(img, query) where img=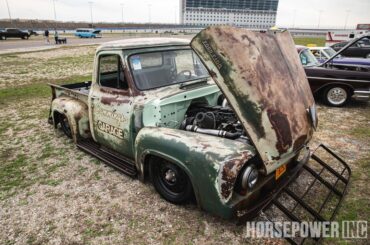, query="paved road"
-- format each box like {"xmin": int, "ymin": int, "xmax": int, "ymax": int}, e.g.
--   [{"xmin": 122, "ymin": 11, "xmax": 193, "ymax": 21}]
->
[
  {"xmin": 0, "ymin": 34, "xmax": 193, "ymax": 54},
  {"xmin": 0, "ymin": 36, "xmax": 126, "ymax": 53}
]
